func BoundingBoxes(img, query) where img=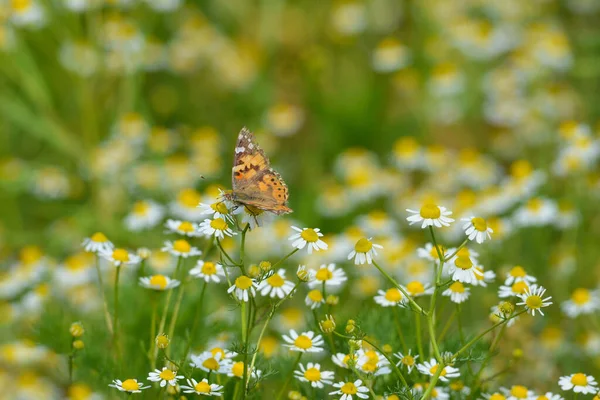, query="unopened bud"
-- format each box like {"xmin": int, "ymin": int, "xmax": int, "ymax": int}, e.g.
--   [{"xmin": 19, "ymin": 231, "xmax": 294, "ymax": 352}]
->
[
  {"xmin": 69, "ymin": 322, "xmax": 85, "ymax": 337},
  {"xmin": 345, "ymin": 319, "xmax": 356, "ymax": 334},
  {"xmin": 319, "ymin": 315, "xmax": 336, "ymax": 333},
  {"xmin": 72, "ymin": 340, "xmax": 84, "ymax": 350},
  {"xmin": 259, "ymin": 261, "xmax": 272, "ymax": 272},
  {"xmin": 499, "ymin": 301, "xmax": 515, "ymax": 316},
  {"xmin": 326, "ymin": 295, "xmax": 339, "ymax": 306},
  {"xmin": 156, "ymin": 334, "xmax": 170, "ymax": 349}
]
